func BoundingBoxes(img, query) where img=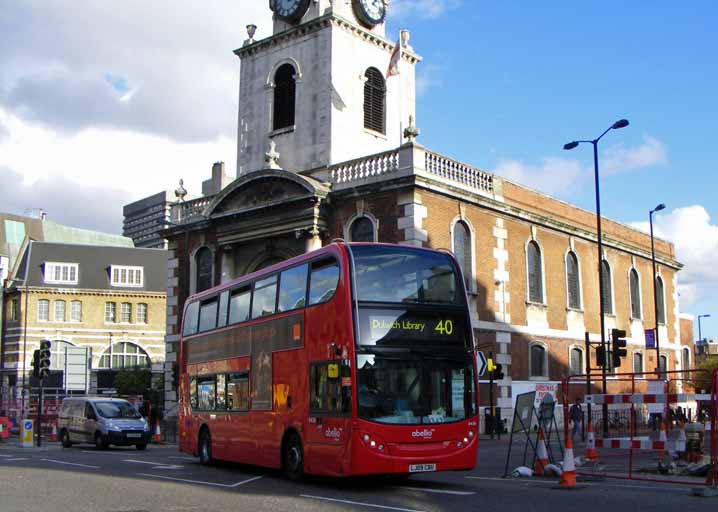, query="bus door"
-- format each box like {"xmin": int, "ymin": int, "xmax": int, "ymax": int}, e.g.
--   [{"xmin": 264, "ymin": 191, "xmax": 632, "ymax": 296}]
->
[{"xmin": 305, "ymin": 360, "xmax": 352, "ymax": 474}]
